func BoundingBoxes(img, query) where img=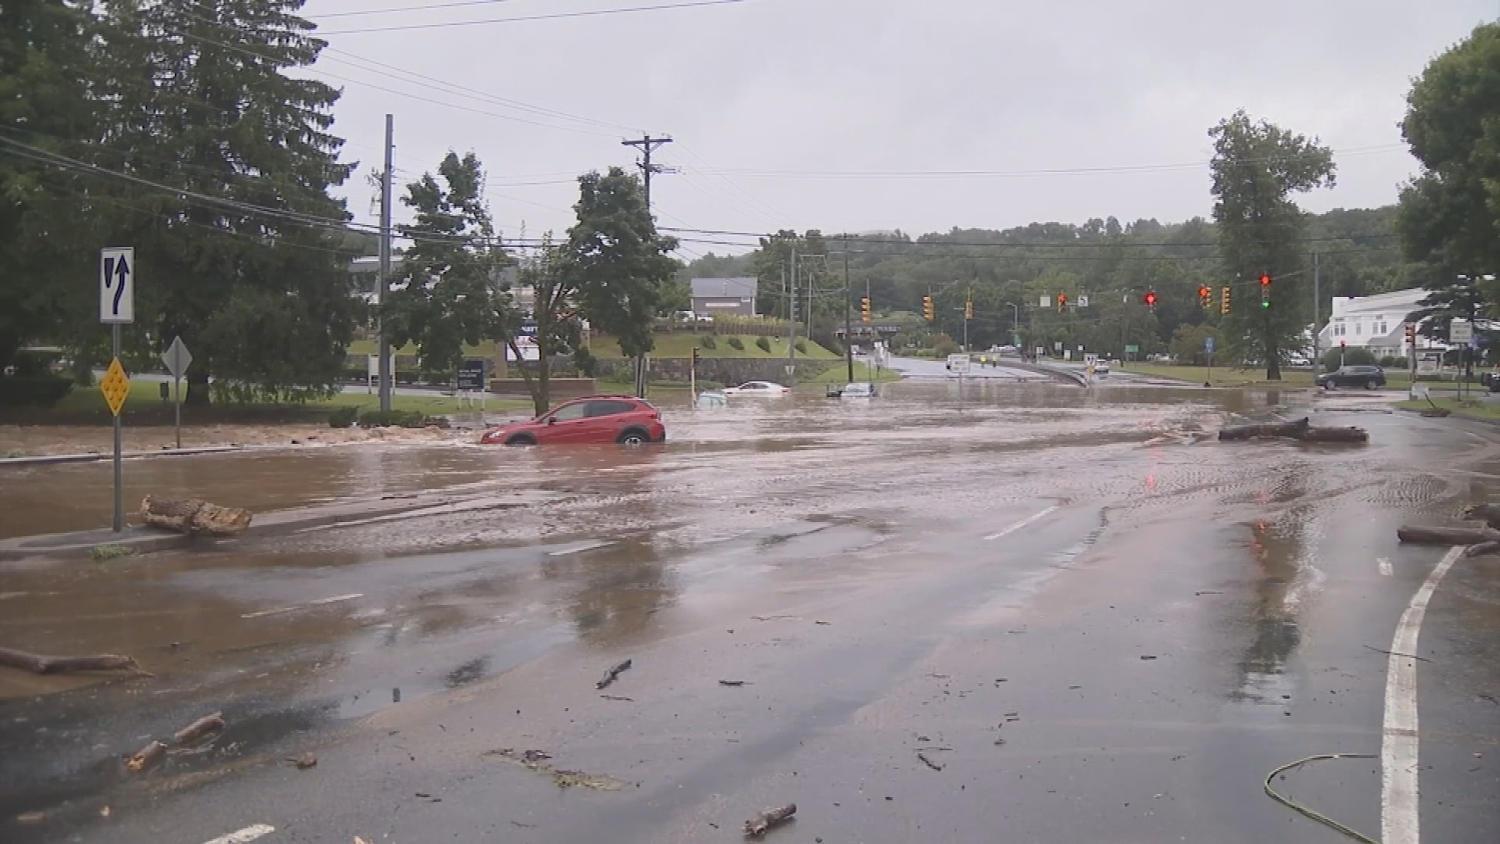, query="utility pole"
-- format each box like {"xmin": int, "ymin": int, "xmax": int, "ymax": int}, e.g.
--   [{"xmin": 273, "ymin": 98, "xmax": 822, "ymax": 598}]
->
[
  {"xmin": 1312, "ymin": 251, "xmax": 1321, "ymax": 368},
  {"xmin": 378, "ymin": 113, "xmax": 394, "ymax": 413},
  {"xmin": 621, "ymin": 134, "xmax": 672, "ymax": 398},
  {"xmin": 843, "ymin": 237, "xmax": 853, "ymax": 383},
  {"xmin": 787, "ymin": 244, "xmax": 798, "ymax": 385}
]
